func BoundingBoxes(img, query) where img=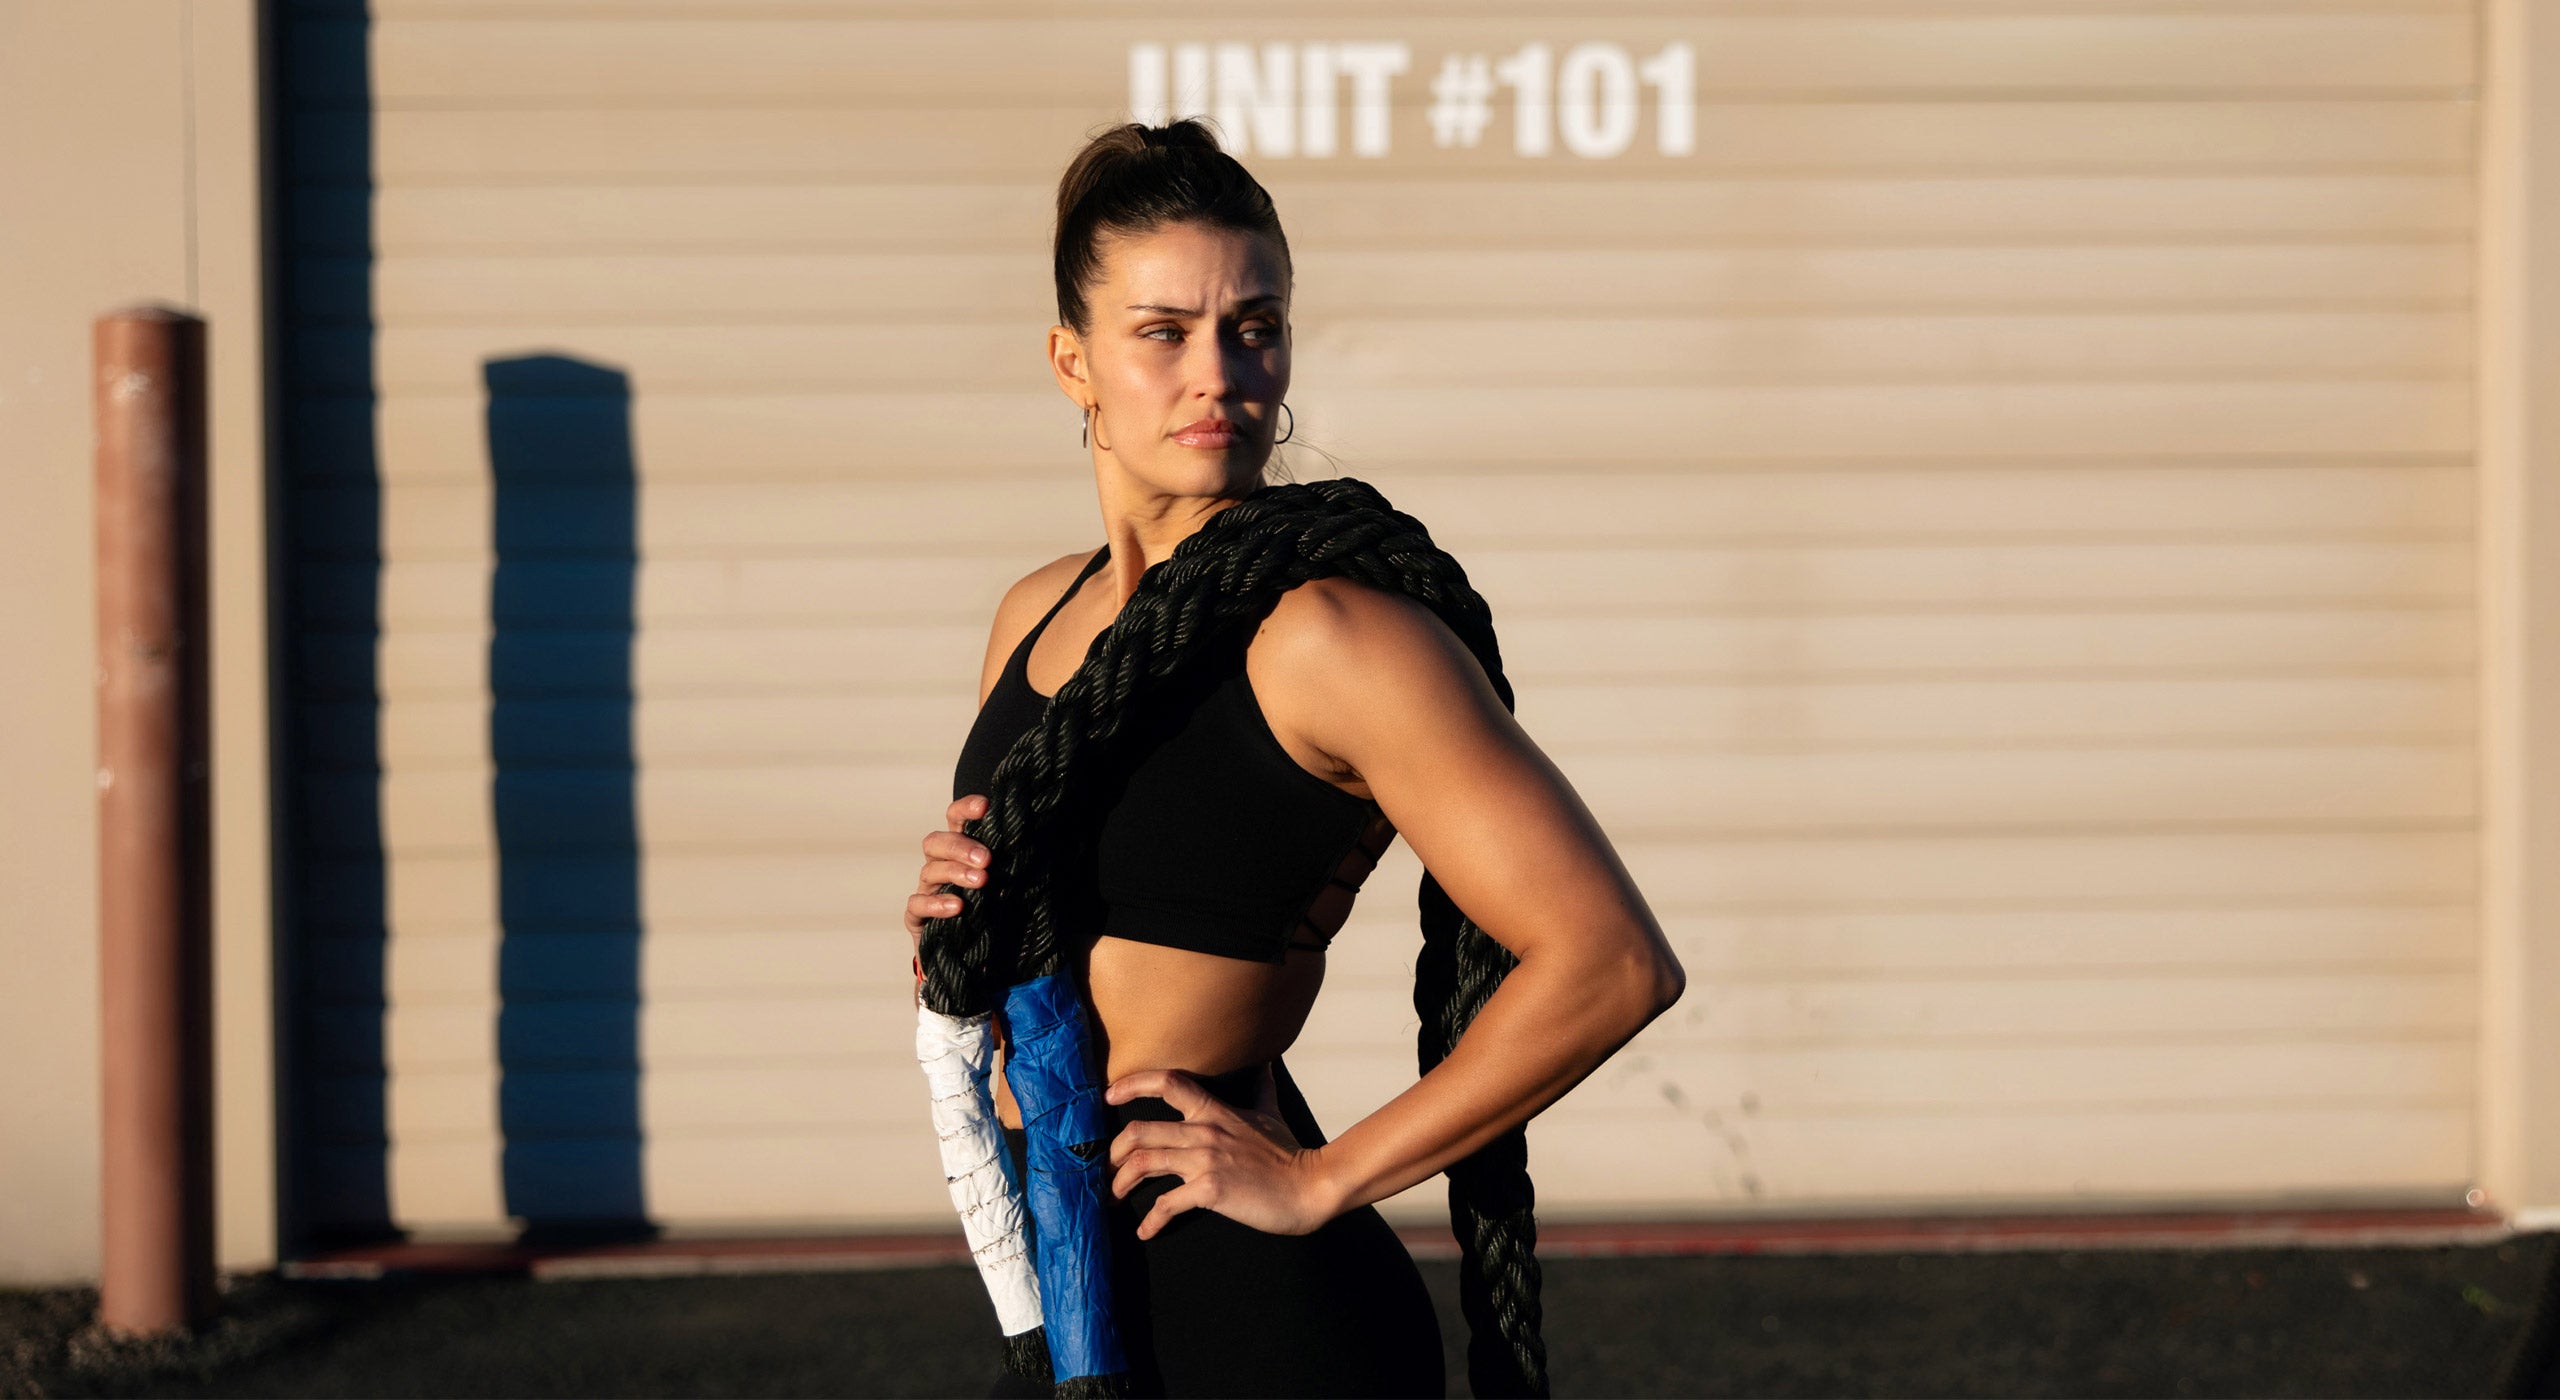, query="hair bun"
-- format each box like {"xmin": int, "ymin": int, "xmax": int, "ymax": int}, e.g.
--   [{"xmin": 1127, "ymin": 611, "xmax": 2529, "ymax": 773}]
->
[
  {"xmin": 1137, "ymin": 120, "xmax": 1223, "ymax": 154},
  {"xmin": 1050, "ymin": 119, "xmax": 1290, "ymax": 336}
]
